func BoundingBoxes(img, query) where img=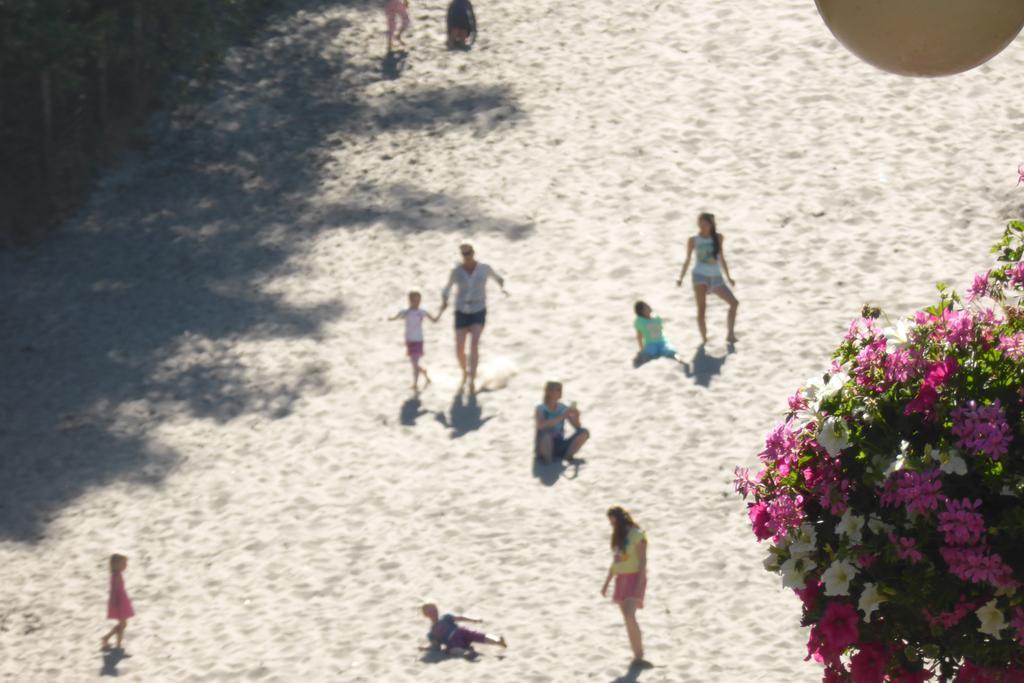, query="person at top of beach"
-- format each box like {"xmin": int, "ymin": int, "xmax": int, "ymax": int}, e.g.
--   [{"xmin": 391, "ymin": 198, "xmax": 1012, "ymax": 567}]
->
[
  {"xmin": 101, "ymin": 554, "xmax": 135, "ymax": 652},
  {"xmin": 439, "ymin": 243, "xmax": 508, "ymax": 393},
  {"xmin": 420, "ymin": 603, "xmax": 507, "ymax": 655},
  {"xmin": 389, "ymin": 290, "xmax": 441, "ymax": 392},
  {"xmin": 601, "ymin": 506, "xmax": 651, "ymax": 669},
  {"xmin": 676, "ymin": 212, "xmax": 739, "ymax": 345},
  {"xmin": 634, "ymin": 301, "xmax": 685, "ymax": 364},
  {"xmin": 534, "ymin": 380, "xmax": 589, "ymax": 465},
  {"xmin": 384, "ymin": 0, "xmax": 411, "ymax": 53},
  {"xmin": 446, "ymin": 0, "xmax": 476, "ymax": 49}
]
